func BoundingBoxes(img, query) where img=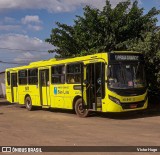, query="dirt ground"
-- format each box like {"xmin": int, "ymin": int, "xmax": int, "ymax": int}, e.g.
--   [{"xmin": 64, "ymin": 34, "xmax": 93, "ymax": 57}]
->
[{"xmin": 0, "ymin": 98, "xmax": 160, "ymax": 155}]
